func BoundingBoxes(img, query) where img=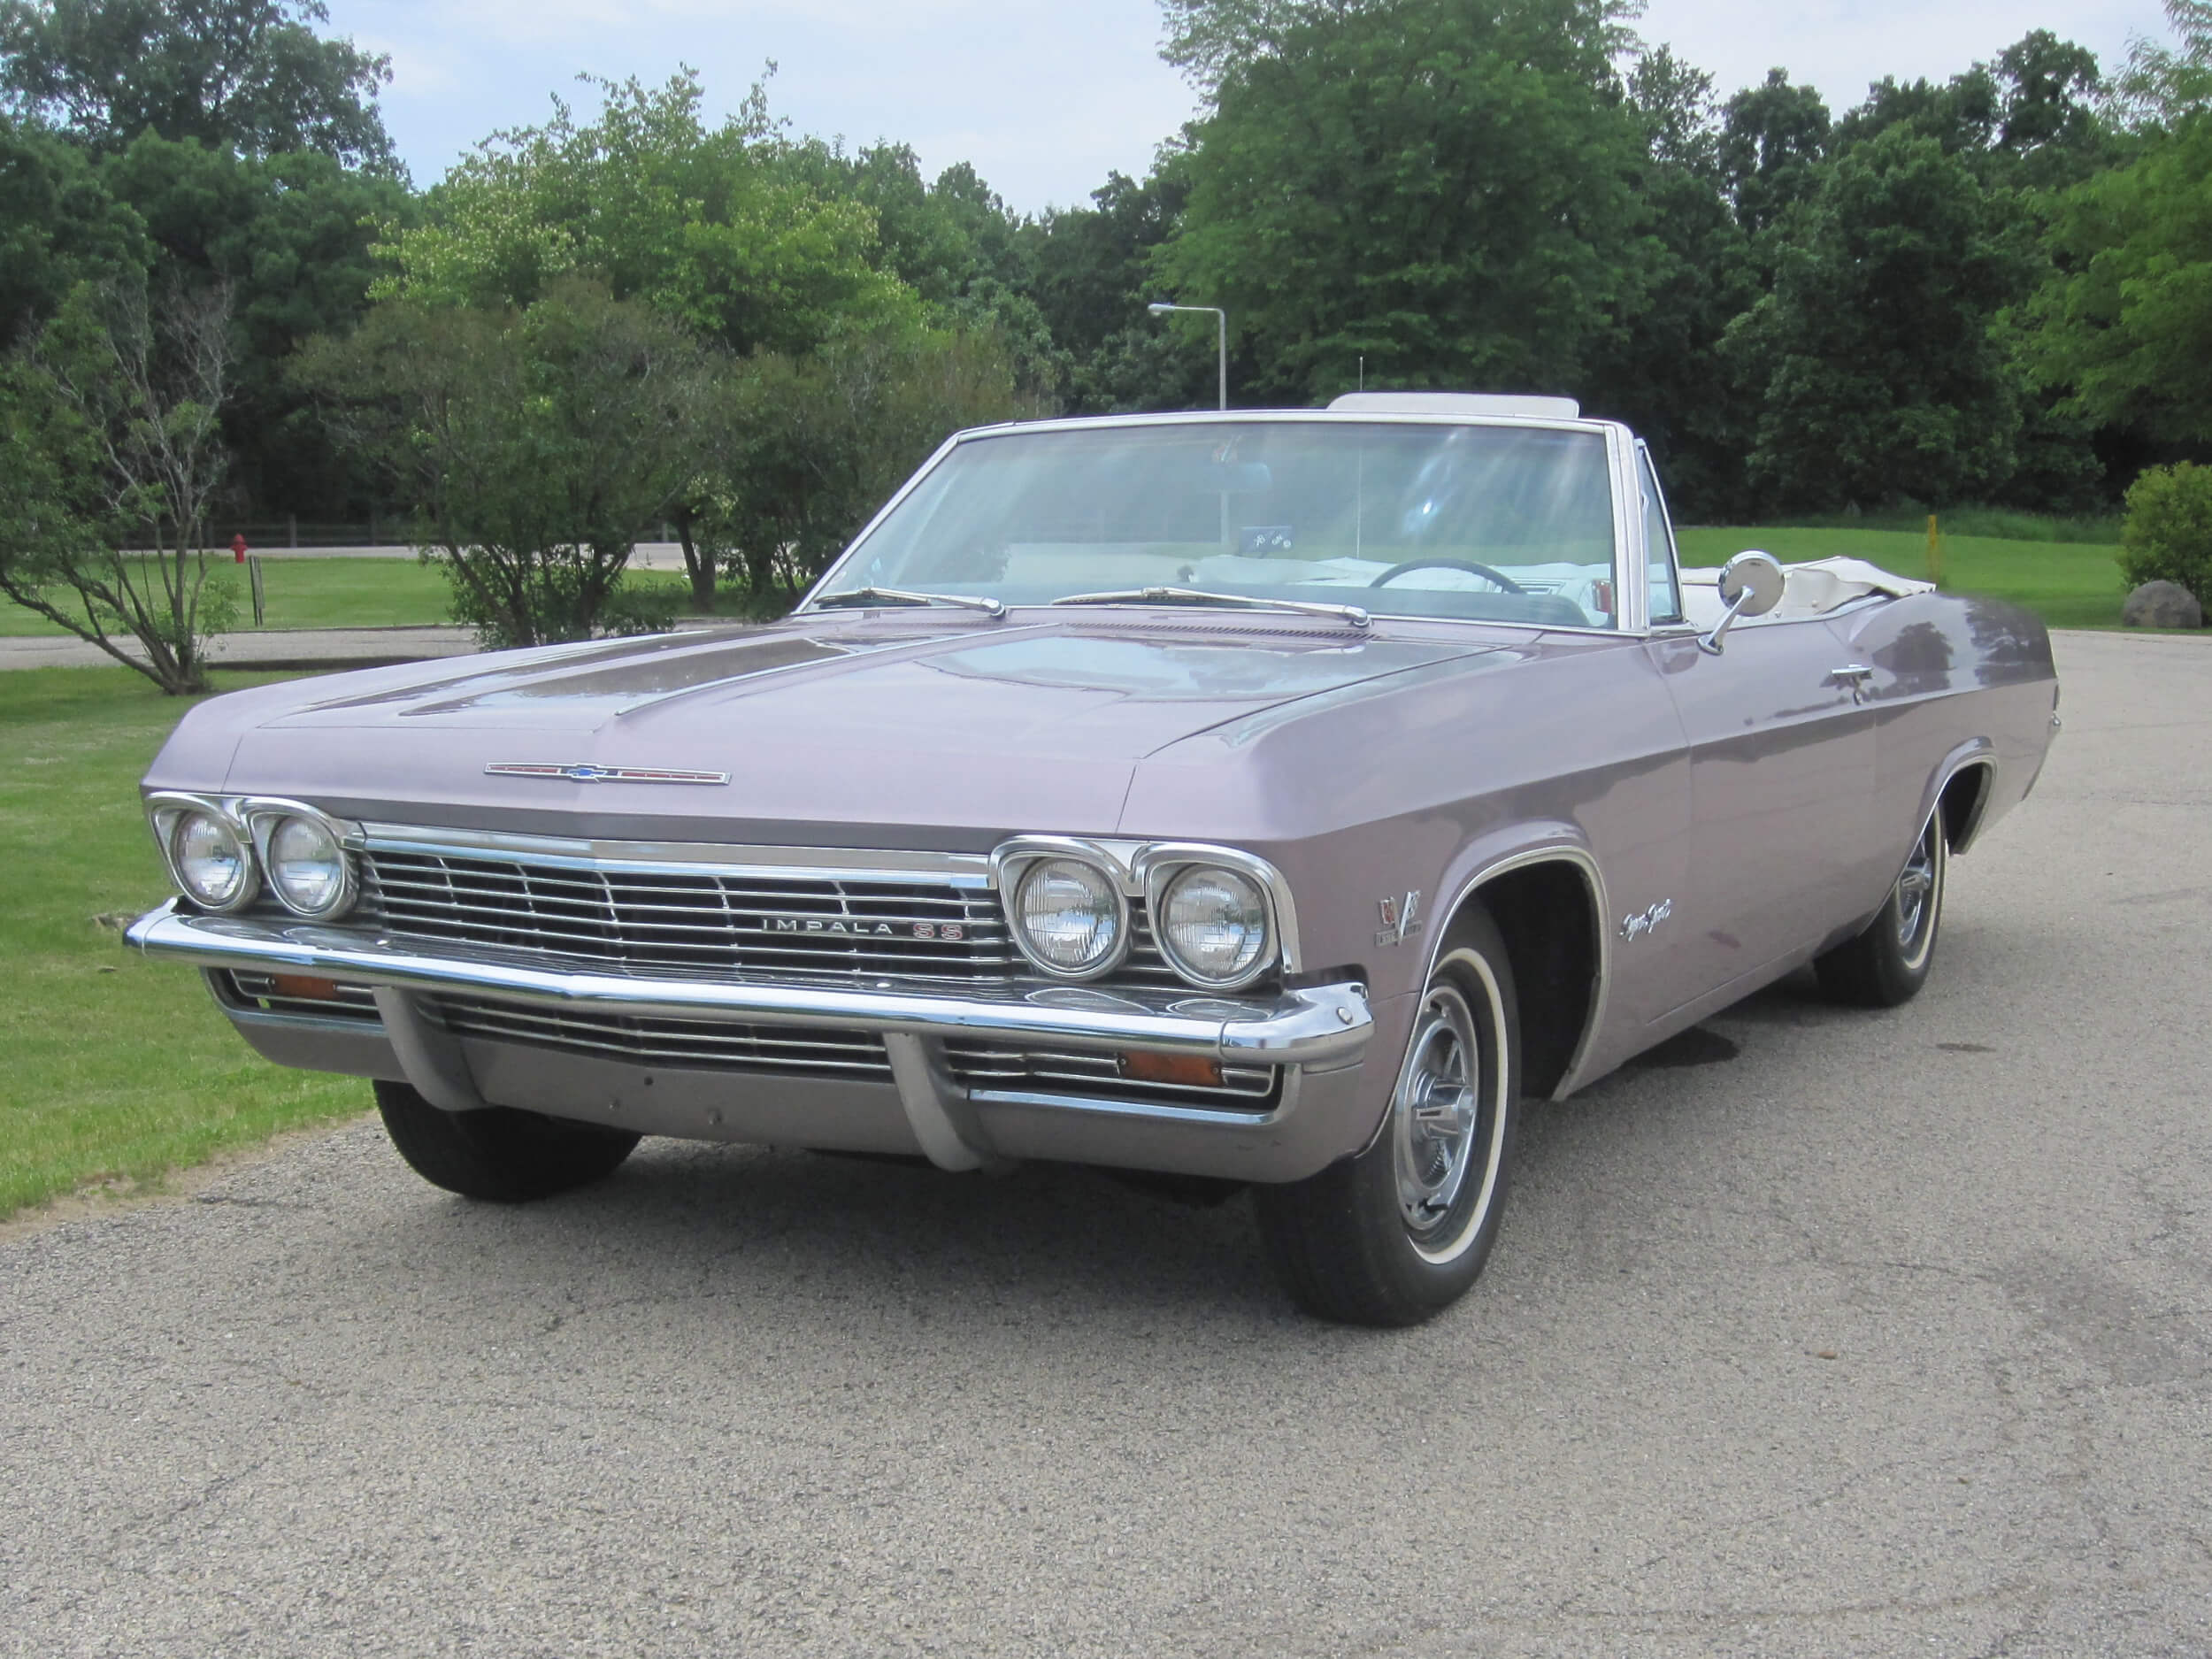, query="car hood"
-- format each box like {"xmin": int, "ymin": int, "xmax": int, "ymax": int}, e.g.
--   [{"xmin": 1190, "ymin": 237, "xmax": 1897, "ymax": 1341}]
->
[{"xmin": 173, "ymin": 617, "xmax": 1500, "ymax": 843}]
